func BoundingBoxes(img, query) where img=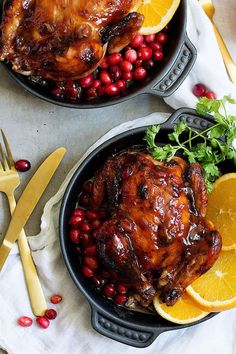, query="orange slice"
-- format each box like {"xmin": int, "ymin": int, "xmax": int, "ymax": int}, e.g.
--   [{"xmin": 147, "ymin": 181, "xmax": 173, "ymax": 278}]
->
[
  {"xmin": 187, "ymin": 250, "xmax": 236, "ymax": 312},
  {"xmin": 206, "ymin": 173, "xmax": 236, "ymax": 251},
  {"xmin": 138, "ymin": 0, "xmax": 181, "ymax": 35},
  {"xmin": 153, "ymin": 293, "xmax": 209, "ymax": 324}
]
